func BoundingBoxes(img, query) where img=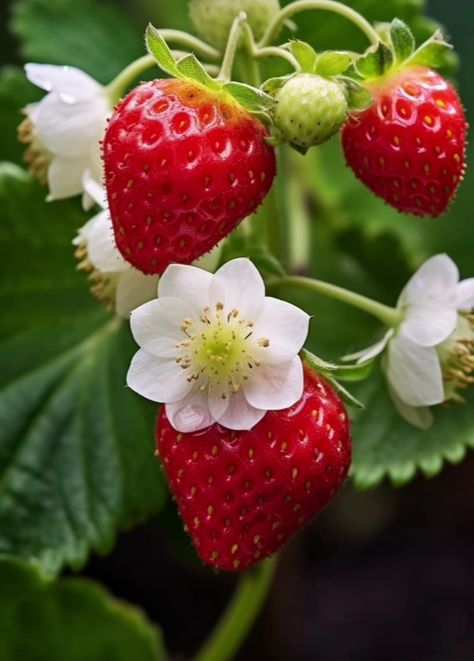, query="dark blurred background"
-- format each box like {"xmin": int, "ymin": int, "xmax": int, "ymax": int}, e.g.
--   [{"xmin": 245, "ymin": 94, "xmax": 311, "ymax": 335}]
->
[{"xmin": 1, "ymin": 0, "xmax": 473, "ymax": 659}]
